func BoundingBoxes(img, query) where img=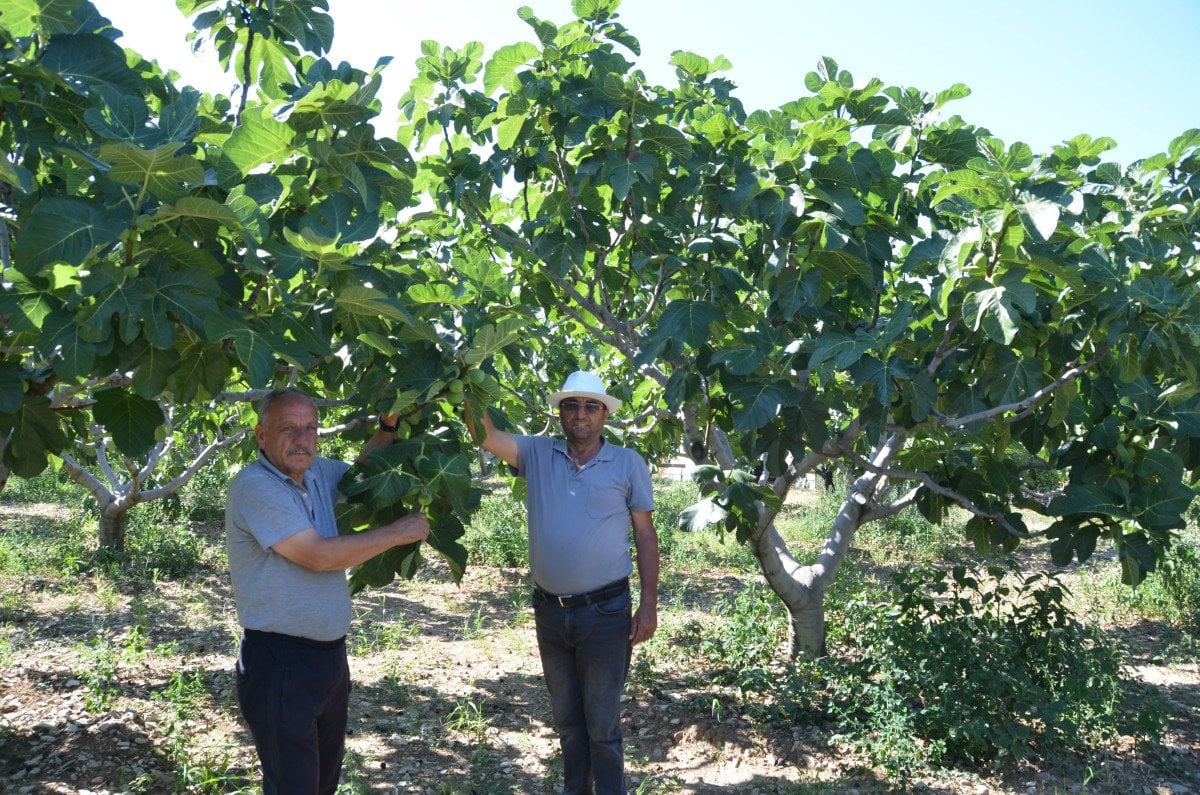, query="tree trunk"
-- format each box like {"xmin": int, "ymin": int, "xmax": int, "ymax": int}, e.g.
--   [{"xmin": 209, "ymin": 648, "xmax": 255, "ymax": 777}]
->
[
  {"xmin": 0, "ymin": 430, "xmax": 9, "ymax": 494},
  {"xmin": 698, "ymin": 426, "xmax": 878, "ymax": 658},
  {"xmin": 751, "ymin": 478, "xmax": 873, "ymax": 659},
  {"xmin": 98, "ymin": 506, "xmax": 129, "ymax": 553}
]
